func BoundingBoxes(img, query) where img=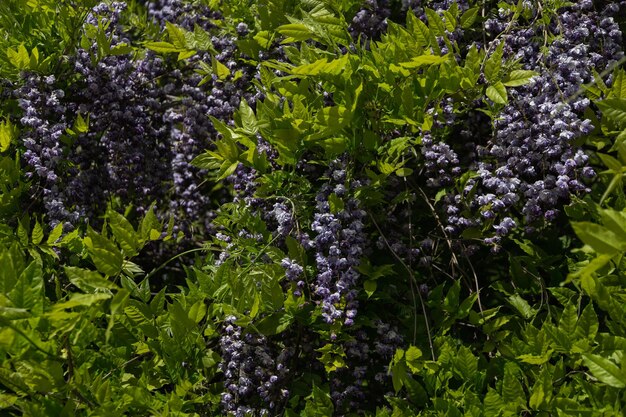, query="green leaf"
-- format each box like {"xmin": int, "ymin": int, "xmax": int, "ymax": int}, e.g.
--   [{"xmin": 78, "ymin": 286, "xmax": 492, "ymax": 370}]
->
[
  {"xmin": 597, "ymin": 153, "xmax": 622, "ymax": 171},
  {"xmin": 508, "ymin": 294, "xmax": 535, "ymax": 319},
  {"xmin": 517, "ymin": 350, "xmax": 553, "ymax": 365},
  {"xmin": 303, "ymin": 384, "xmax": 334, "ymax": 417},
  {"xmin": 74, "ymin": 113, "xmax": 89, "ymax": 134},
  {"xmin": 8, "ymin": 262, "xmax": 43, "ymax": 312},
  {"xmin": 47, "ymin": 223, "xmax": 63, "ymax": 245},
  {"xmin": 84, "ymin": 228, "xmax": 123, "ymax": 276},
  {"xmin": 292, "ymin": 55, "xmax": 348, "ymax": 76},
  {"xmin": 166, "ymin": 22, "xmax": 187, "ymax": 48},
  {"xmin": 144, "ymin": 41, "xmax": 186, "ymax": 53},
  {"xmin": 529, "ymin": 367, "xmax": 551, "ymax": 410},
  {"xmin": 399, "ymin": 54, "xmax": 449, "ymax": 69},
  {"xmin": 574, "ymin": 303, "xmax": 598, "ymax": 341},
  {"xmin": 239, "ymin": 98, "xmax": 257, "ymax": 134},
  {"xmin": 140, "ymin": 207, "xmax": 162, "ymax": 242},
  {"xmin": 424, "ymin": 8, "xmax": 446, "ymax": 36},
  {"xmin": 502, "ymin": 367, "xmax": 525, "ymax": 406},
  {"xmin": 109, "ymin": 43, "xmax": 133, "ymax": 56},
  {"xmin": 582, "ymin": 353, "xmax": 626, "ymax": 388},
  {"xmin": 454, "ymin": 346, "xmax": 478, "ymax": 380},
  {"xmin": 483, "ymin": 388, "xmax": 504, "ymax": 417},
  {"xmin": 405, "ymin": 346, "xmax": 422, "ymax": 373},
  {"xmin": 31, "ymin": 220, "xmax": 43, "ymax": 245},
  {"xmin": 460, "ymin": 7, "xmax": 479, "ymax": 28},
  {"xmin": 503, "ymin": 70, "xmax": 539, "ymax": 87},
  {"xmin": 0, "ymin": 249, "xmax": 21, "ymax": 293},
  {"xmin": 599, "ymin": 209, "xmax": 626, "ymax": 241},
  {"xmin": 559, "ymin": 302, "xmax": 578, "ymax": 336},
  {"xmin": 363, "ymin": 279, "xmax": 377, "ymax": 297},
  {"xmin": 443, "ymin": 280, "xmax": 460, "ymax": 313},
  {"xmin": 188, "ymin": 300, "xmax": 207, "ymax": 323},
  {"xmin": 0, "ymin": 119, "xmax": 17, "ymax": 152},
  {"xmin": 464, "ymin": 44, "xmax": 481, "ymax": 72},
  {"xmin": 7, "ymin": 44, "xmax": 30, "ymax": 69},
  {"xmin": 107, "ymin": 210, "xmax": 139, "ymax": 257},
  {"xmin": 572, "ymin": 221, "xmax": 626, "ymax": 255},
  {"xmin": 53, "ymin": 293, "xmax": 112, "ymax": 310},
  {"xmin": 212, "ymin": 57, "xmax": 230, "ymax": 80},
  {"xmin": 486, "ymin": 82, "xmax": 508, "ymax": 104},
  {"xmin": 395, "ymin": 167, "xmax": 413, "ymax": 177},
  {"xmin": 65, "ymin": 266, "xmax": 117, "ymax": 292},
  {"xmin": 597, "ymin": 98, "xmax": 626, "ymax": 128},
  {"xmin": 484, "ymin": 41, "xmax": 504, "ymax": 83},
  {"xmin": 254, "ymin": 311, "xmax": 293, "ymax": 335},
  {"xmin": 278, "ymin": 23, "xmax": 312, "ymax": 42}
]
